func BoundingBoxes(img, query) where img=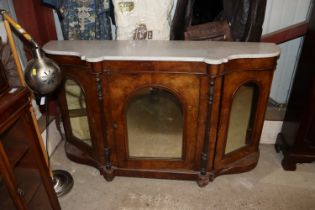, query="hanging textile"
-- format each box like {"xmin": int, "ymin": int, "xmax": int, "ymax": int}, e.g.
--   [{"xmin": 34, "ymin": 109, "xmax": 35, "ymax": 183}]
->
[
  {"xmin": 217, "ymin": 0, "xmax": 267, "ymax": 41},
  {"xmin": 170, "ymin": 0, "xmax": 267, "ymax": 41},
  {"xmin": 113, "ymin": 0, "xmax": 174, "ymax": 40},
  {"xmin": 170, "ymin": 0, "xmax": 194, "ymax": 40},
  {"xmin": 42, "ymin": 0, "xmax": 113, "ymax": 40}
]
